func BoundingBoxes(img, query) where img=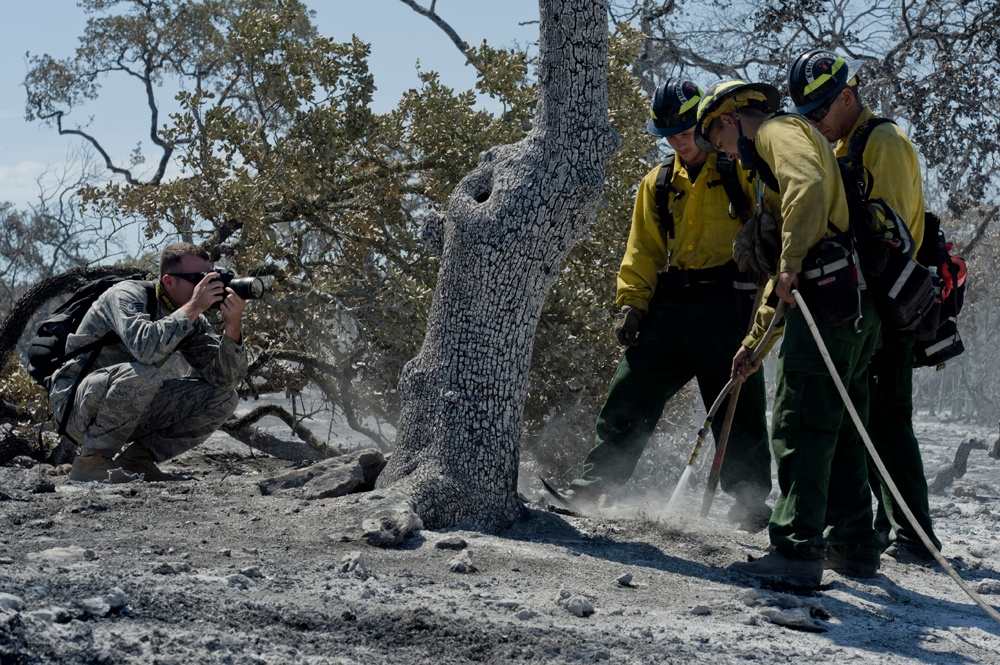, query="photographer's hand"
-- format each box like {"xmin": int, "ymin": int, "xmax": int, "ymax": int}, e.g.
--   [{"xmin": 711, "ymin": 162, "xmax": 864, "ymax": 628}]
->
[
  {"xmin": 219, "ymin": 288, "xmax": 246, "ymax": 343},
  {"xmin": 182, "ymin": 272, "xmax": 225, "ymax": 322}
]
